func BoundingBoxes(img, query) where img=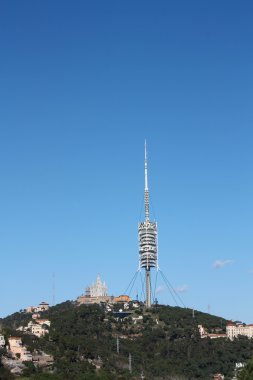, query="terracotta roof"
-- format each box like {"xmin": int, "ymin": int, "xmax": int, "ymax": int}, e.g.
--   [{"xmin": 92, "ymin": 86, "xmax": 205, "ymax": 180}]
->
[{"xmin": 9, "ymin": 337, "xmax": 22, "ymax": 340}]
